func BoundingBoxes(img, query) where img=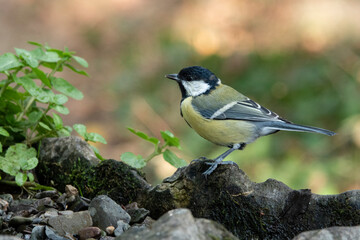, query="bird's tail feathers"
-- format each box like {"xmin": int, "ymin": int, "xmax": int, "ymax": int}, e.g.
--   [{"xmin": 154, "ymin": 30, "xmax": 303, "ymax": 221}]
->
[{"xmin": 266, "ymin": 122, "xmax": 336, "ymax": 136}]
